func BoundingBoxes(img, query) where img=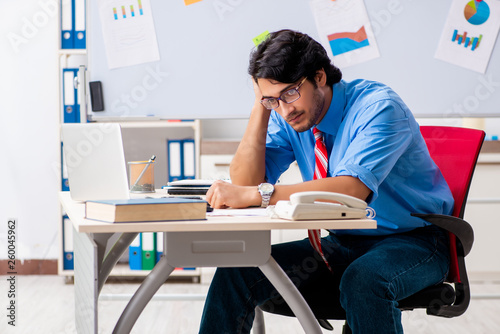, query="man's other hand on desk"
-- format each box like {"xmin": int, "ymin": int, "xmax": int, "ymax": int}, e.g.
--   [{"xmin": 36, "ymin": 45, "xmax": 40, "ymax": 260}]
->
[
  {"xmin": 206, "ymin": 180, "xmax": 261, "ymax": 209},
  {"xmin": 206, "ymin": 176, "xmax": 371, "ymax": 209}
]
